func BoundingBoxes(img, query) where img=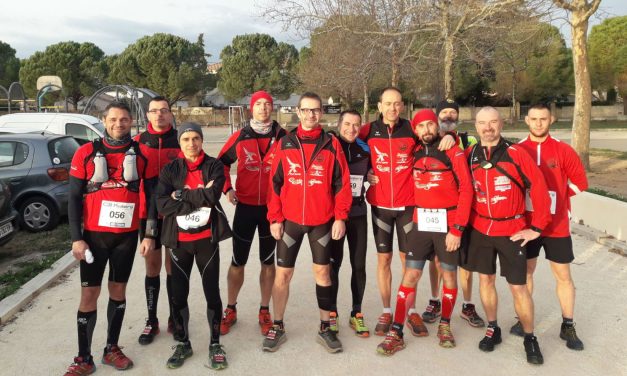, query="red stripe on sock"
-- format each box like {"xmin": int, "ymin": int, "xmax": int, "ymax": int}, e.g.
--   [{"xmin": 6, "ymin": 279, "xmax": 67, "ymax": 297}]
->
[{"xmin": 394, "ymin": 285, "xmax": 415, "ymax": 324}]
